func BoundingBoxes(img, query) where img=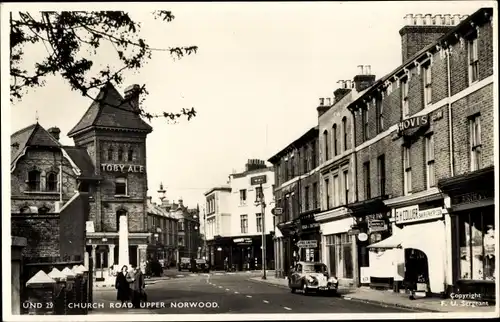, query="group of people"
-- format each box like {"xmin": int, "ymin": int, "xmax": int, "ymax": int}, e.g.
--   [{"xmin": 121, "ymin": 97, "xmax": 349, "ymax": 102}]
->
[{"xmin": 115, "ymin": 265, "xmax": 147, "ymax": 308}]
